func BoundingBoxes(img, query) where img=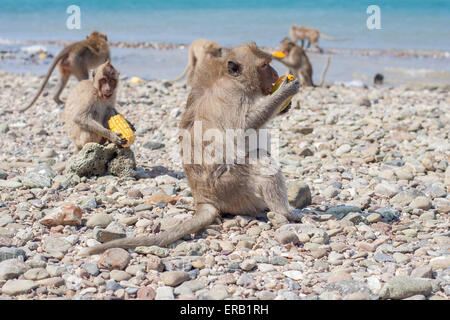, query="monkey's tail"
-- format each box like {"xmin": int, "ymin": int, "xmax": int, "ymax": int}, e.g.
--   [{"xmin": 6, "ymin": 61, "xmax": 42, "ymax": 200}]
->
[
  {"xmin": 18, "ymin": 47, "xmax": 71, "ymax": 113},
  {"xmin": 171, "ymin": 64, "xmax": 191, "ymax": 83},
  {"xmin": 79, "ymin": 203, "xmax": 219, "ymax": 256},
  {"xmin": 319, "ymin": 32, "xmax": 348, "ymax": 41},
  {"xmin": 319, "ymin": 56, "xmax": 331, "ymax": 87}
]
